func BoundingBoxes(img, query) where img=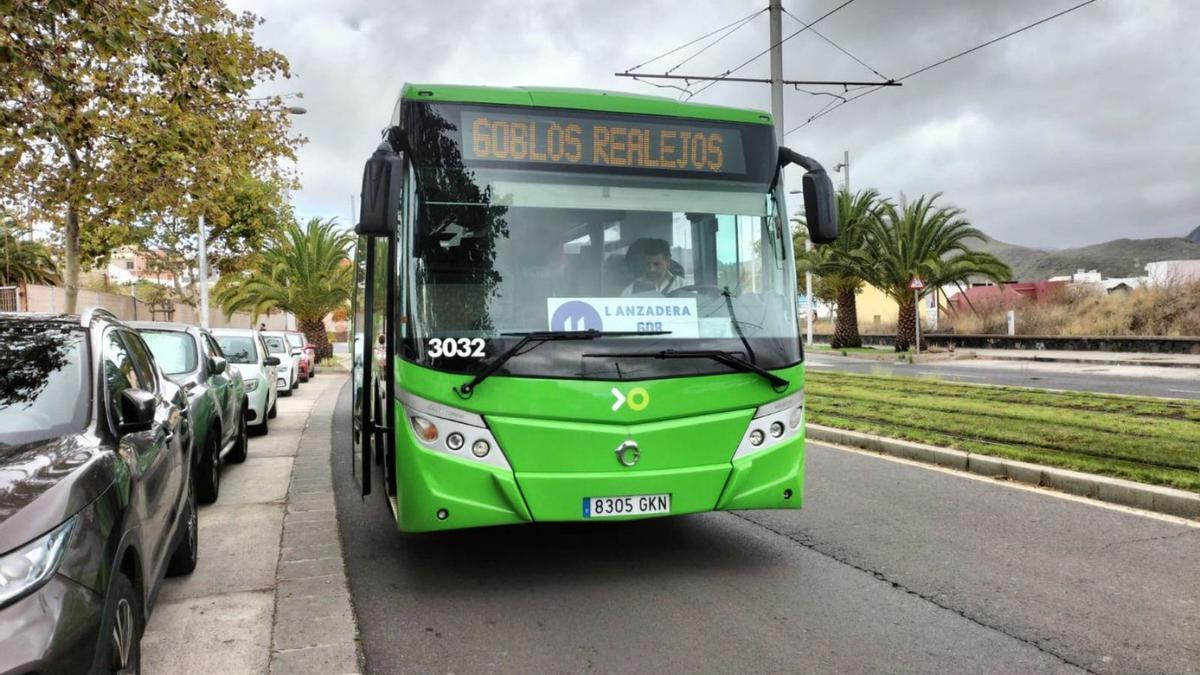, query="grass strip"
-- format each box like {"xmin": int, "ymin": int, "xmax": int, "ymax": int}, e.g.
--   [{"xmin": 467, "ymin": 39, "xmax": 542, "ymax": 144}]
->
[
  {"xmin": 804, "ymin": 371, "xmax": 1200, "ymax": 493},
  {"xmin": 808, "ymin": 371, "xmax": 1200, "ymax": 422},
  {"xmin": 809, "ymin": 380, "xmax": 1200, "ymax": 445},
  {"xmin": 812, "ymin": 411, "xmax": 1200, "ymax": 493},
  {"xmin": 808, "ymin": 397, "xmax": 1197, "ymax": 472}
]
